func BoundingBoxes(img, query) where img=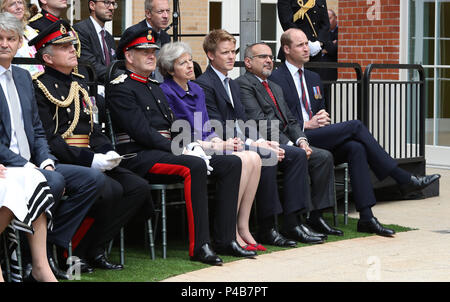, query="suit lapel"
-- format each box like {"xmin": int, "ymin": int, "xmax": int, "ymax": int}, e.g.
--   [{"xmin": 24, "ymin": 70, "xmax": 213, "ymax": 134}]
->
[
  {"xmin": 207, "ymin": 66, "xmax": 234, "ymax": 108},
  {"xmin": 246, "ymin": 72, "xmax": 285, "ymax": 122},
  {"xmin": 281, "ymin": 63, "xmax": 304, "ymax": 122},
  {"xmin": 12, "ymin": 67, "xmax": 32, "ymax": 142},
  {"xmin": 0, "ymin": 83, "xmax": 11, "ymax": 142},
  {"xmin": 304, "ymin": 70, "xmax": 318, "ymax": 115}
]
